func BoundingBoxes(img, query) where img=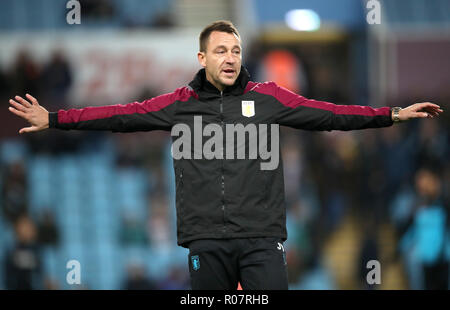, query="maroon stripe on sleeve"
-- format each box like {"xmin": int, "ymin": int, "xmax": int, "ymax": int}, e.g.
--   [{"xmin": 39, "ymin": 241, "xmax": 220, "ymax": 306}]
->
[
  {"xmin": 58, "ymin": 86, "xmax": 197, "ymax": 124},
  {"xmin": 244, "ymin": 81, "xmax": 259, "ymax": 94},
  {"xmin": 248, "ymin": 81, "xmax": 391, "ymax": 117},
  {"xmin": 291, "ymin": 99, "xmax": 392, "ymax": 116}
]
